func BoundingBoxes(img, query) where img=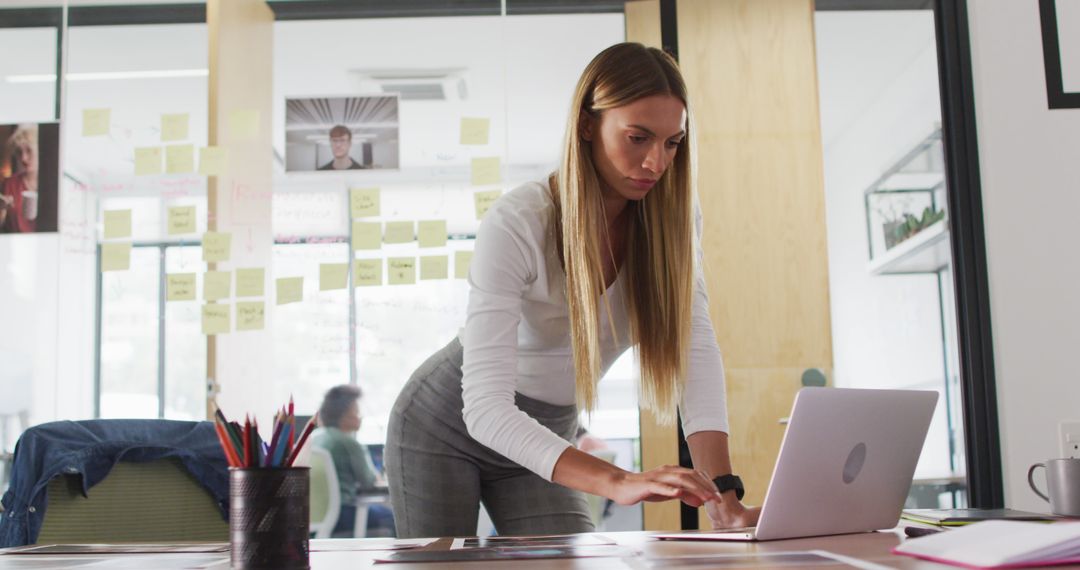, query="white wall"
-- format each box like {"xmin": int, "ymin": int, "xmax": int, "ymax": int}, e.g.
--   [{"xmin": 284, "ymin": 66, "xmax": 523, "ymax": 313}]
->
[
  {"xmin": 967, "ymin": 0, "xmax": 1080, "ymax": 512},
  {"xmin": 815, "ymin": 11, "xmax": 954, "ymax": 479}
]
